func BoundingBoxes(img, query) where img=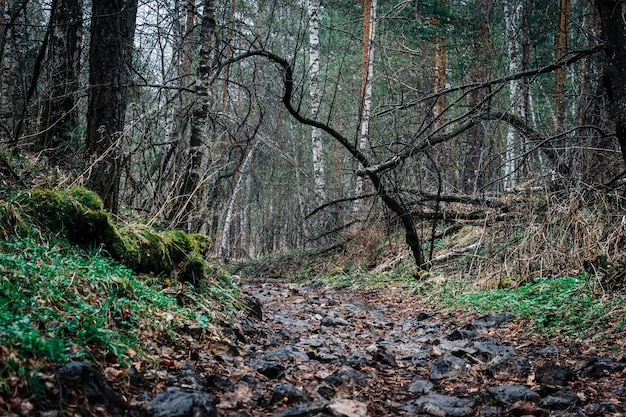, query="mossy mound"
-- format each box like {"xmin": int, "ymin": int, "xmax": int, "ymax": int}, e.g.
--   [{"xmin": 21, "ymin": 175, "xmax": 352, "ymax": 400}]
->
[
  {"xmin": 2, "ymin": 186, "xmax": 211, "ymax": 283},
  {"xmin": 118, "ymin": 226, "xmax": 209, "ymax": 284},
  {"xmin": 12, "ymin": 187, "xmax": 125, "ymax": 258}
]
